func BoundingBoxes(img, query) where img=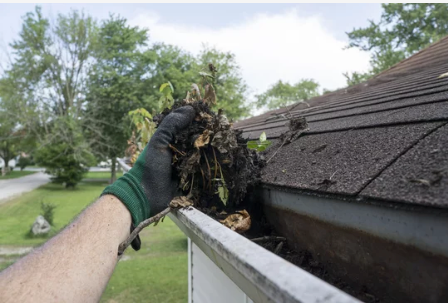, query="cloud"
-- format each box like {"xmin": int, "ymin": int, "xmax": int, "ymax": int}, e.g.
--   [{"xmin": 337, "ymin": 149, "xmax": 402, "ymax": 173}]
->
[{"xmin": 130, "ymin": 9, "xmax": 370, "ymax": 96}]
